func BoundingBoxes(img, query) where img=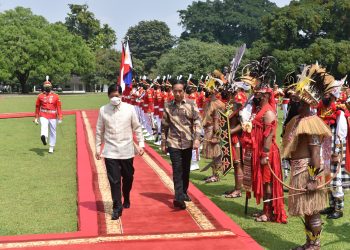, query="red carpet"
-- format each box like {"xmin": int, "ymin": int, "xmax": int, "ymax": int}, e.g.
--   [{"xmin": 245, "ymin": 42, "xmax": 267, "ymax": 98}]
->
[{"xmin": 0, "ymin": 110, "xmax": 262, "ymax": 250}]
